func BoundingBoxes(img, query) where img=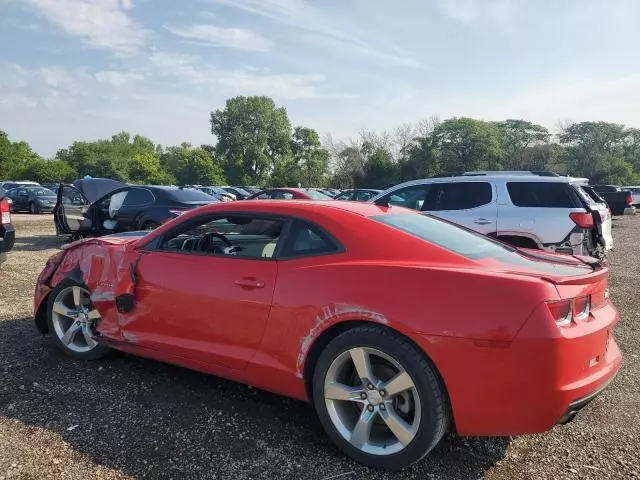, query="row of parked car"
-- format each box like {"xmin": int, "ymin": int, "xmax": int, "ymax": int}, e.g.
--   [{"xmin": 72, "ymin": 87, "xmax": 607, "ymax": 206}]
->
[{"xmin": 0, "ymin": 174, "xmax": 637, "ymax": 260}]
